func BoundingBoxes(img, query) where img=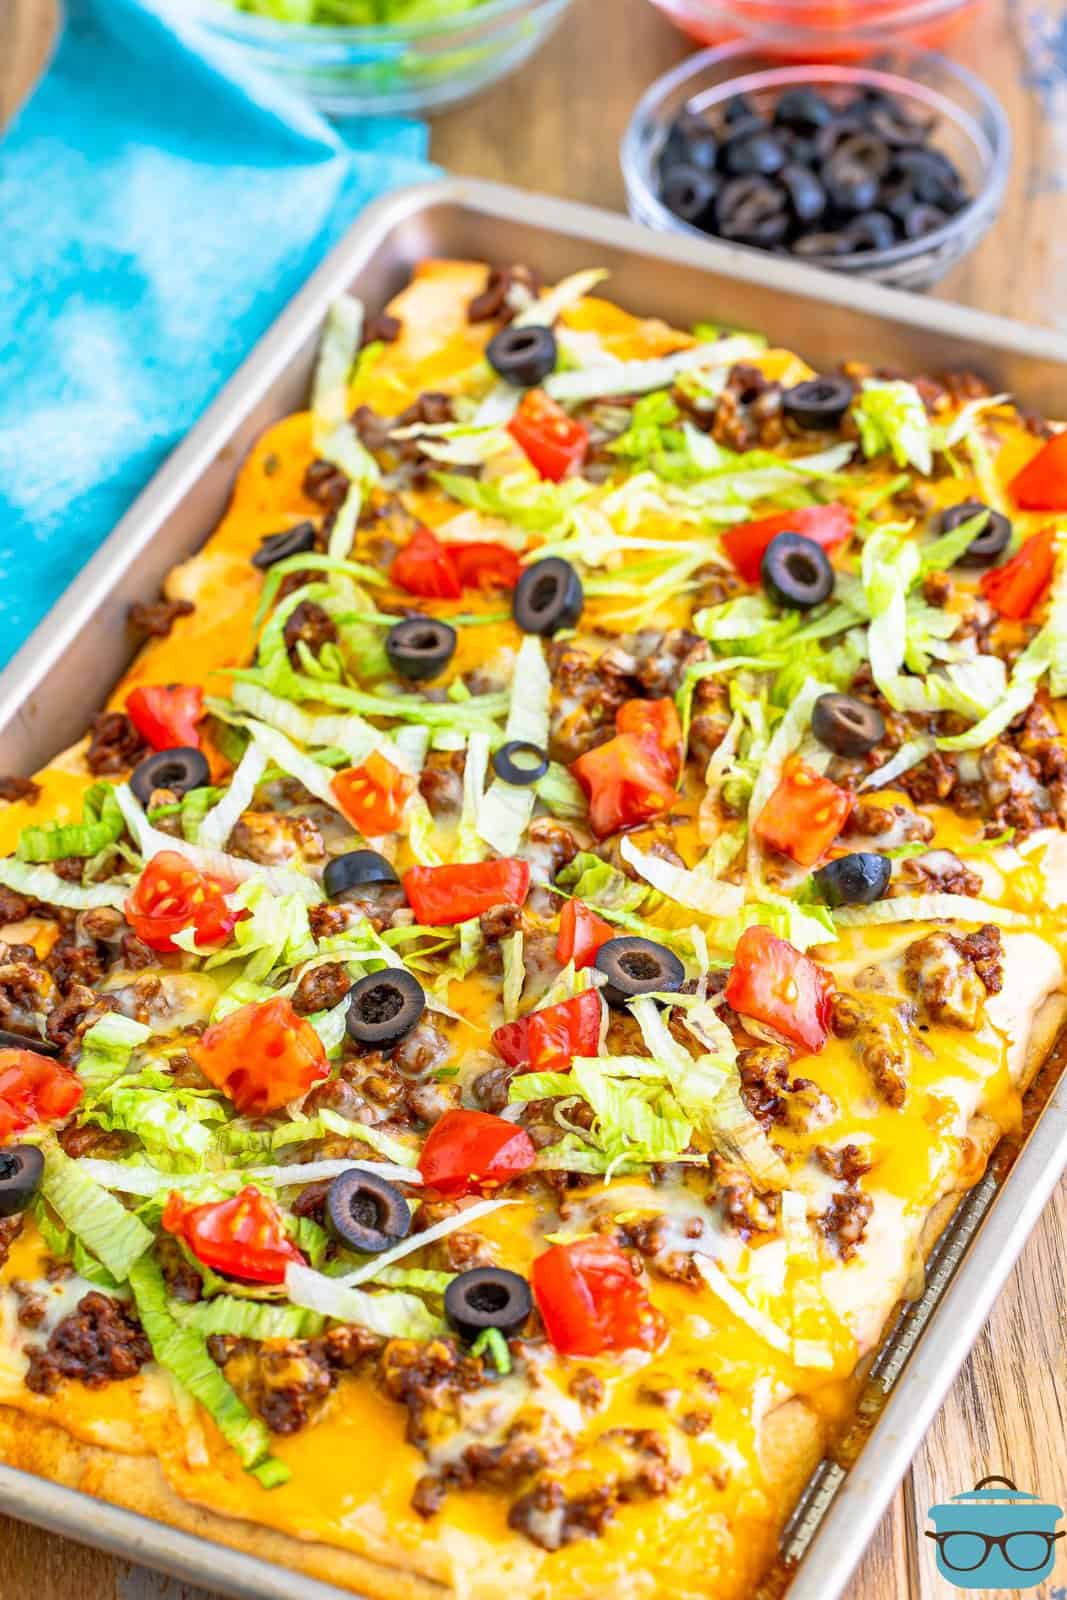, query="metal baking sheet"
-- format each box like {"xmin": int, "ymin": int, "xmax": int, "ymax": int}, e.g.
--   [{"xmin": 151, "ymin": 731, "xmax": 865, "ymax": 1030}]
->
[{"xmin": 3, "ymin": 176, "xmax": 1067, "ymax": 1600}]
